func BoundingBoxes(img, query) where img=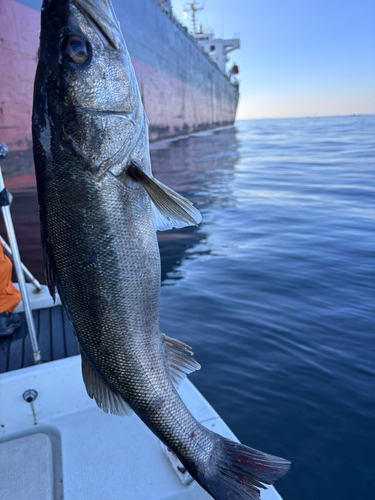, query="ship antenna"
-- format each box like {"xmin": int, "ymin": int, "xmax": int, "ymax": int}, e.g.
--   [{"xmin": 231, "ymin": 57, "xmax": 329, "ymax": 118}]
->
[{"xmin": 184, "ymin": 0, "xmax": 204, "ymax": 34}]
